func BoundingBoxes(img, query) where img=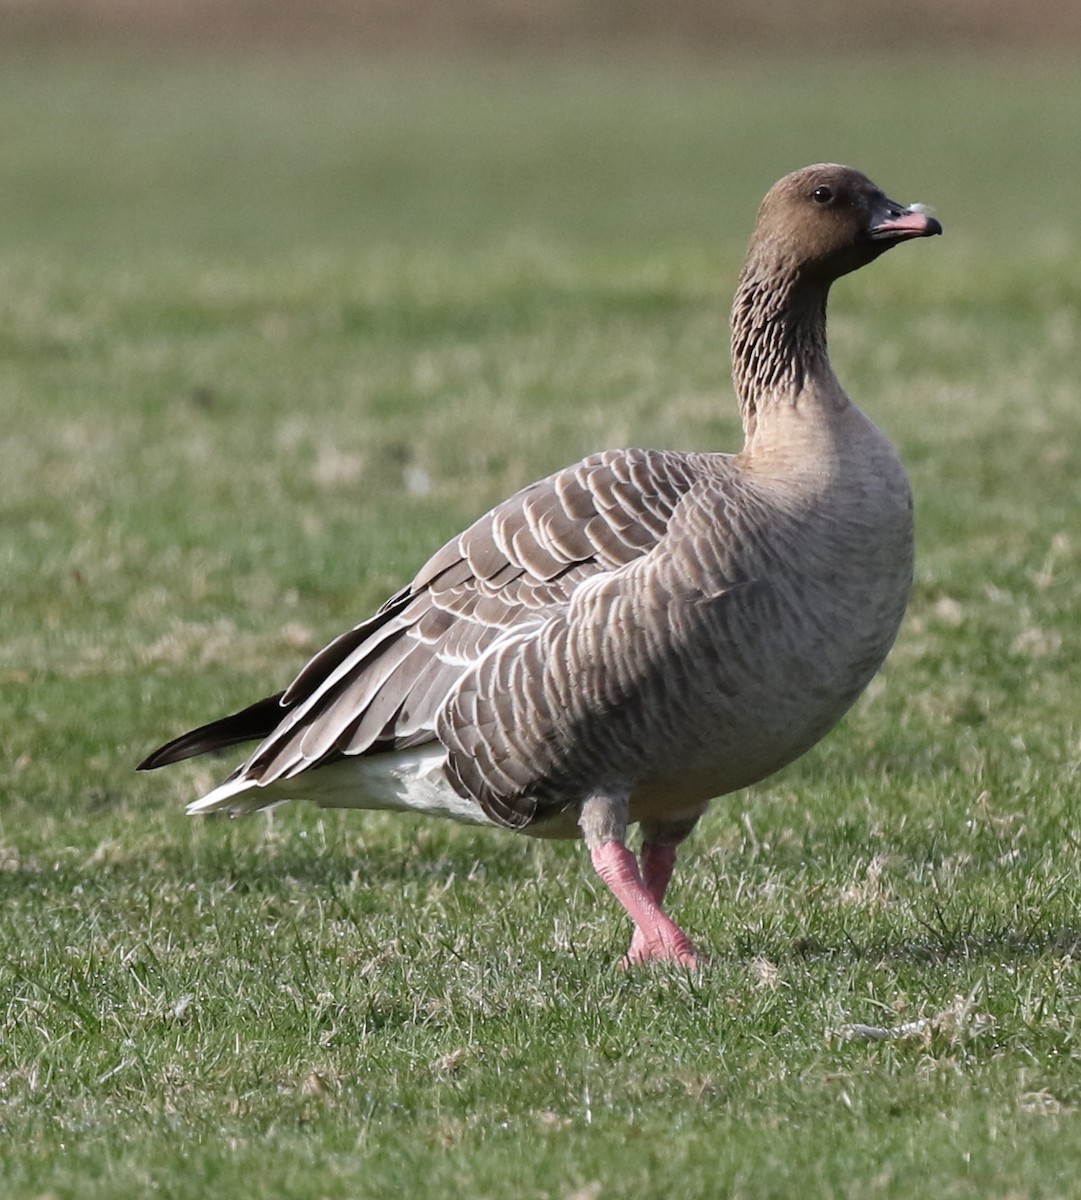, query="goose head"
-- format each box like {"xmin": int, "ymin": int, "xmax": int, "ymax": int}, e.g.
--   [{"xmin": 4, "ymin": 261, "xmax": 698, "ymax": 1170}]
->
[{"xmin": 748, "ymin": 163, "xmax": 942, "ymax": 285}]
